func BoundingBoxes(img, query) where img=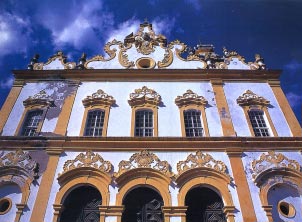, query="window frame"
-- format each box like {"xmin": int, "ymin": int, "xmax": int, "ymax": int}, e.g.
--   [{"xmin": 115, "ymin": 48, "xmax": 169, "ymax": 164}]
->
[
  {"xmin": 82, "ymin": 108, "xmax": 106, "ymax": 137},
  {"xmin": 134, "ymin": 108, "xmax": 155, "ymax": 137},
  {"xmin": 183, "ymin": 109, "xmax": 204, "ymax": 137},
  {"xmin": 19, "ymin": 109, "xmax": 46, "ymax": 136}
]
